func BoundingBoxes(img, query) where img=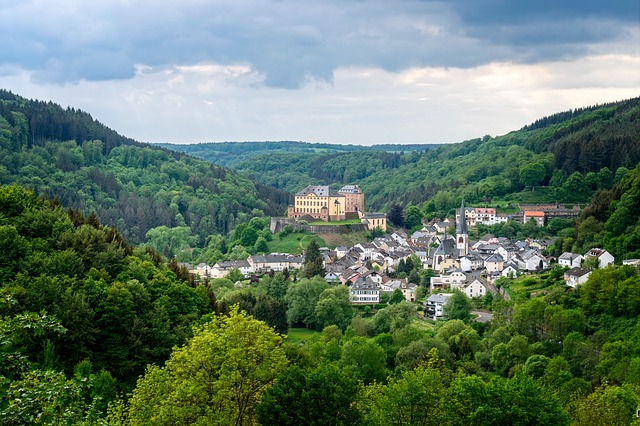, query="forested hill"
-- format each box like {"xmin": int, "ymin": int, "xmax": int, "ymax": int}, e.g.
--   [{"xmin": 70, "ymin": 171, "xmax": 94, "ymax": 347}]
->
[
  {"xmin": 0, "ymin": 89, "xmax": 290, "ymax": 244},
  {"xmin": 156, "ymin": 141, "xmax": 441, "ymax": 168},
  {"xmin": 355, "ymin": 97, "xmax": 640, "ymax": 210}
]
